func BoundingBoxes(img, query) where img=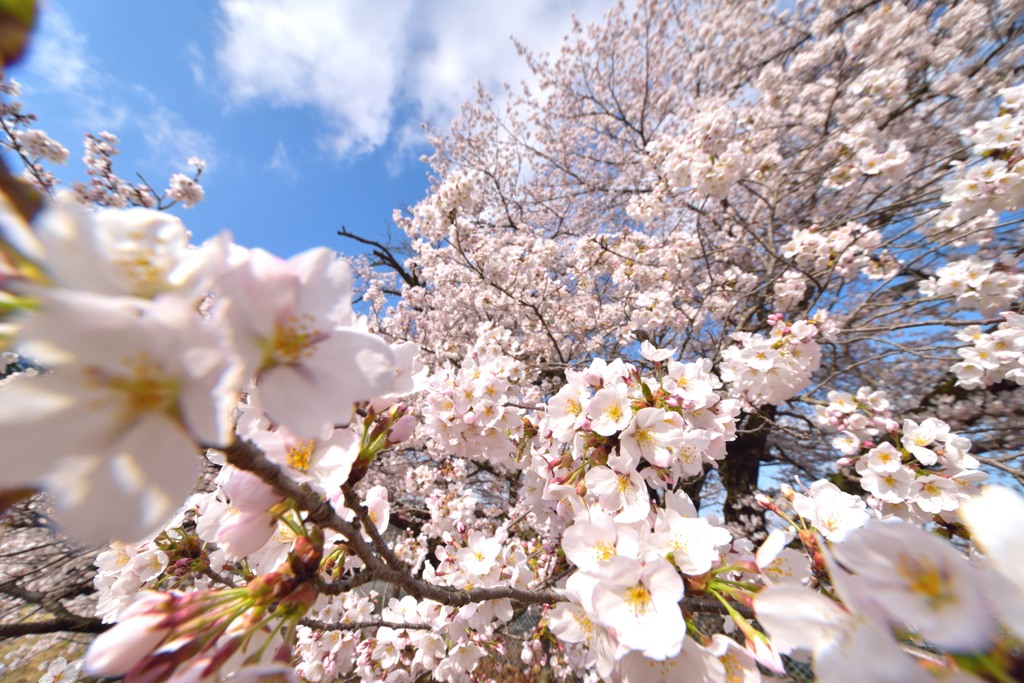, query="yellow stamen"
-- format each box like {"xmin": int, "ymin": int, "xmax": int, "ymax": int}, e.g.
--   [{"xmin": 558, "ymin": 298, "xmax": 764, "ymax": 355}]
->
[
  {"xmin": 268, "ymin": 314, "xmax": 323, "ymax": 365},
  {"xmin": 624, "ymin": 584, "xmax": 653, "ymax": 616},
  {"xmin": 286, "ymin": 440, "xmax": 316, "ymax": 472},
  {"xmin": 85, "ymin": 352, "xmax": 180, "ymax": 422}
]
